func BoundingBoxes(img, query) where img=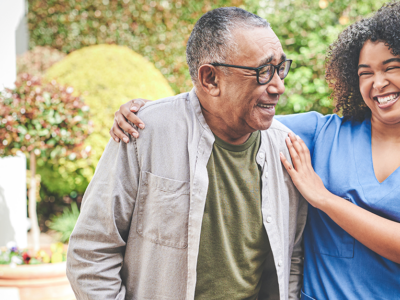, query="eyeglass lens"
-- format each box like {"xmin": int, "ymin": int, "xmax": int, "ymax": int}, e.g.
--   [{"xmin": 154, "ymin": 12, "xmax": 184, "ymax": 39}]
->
[{"xmin": 259, "ymin": 61, "xmax": 291, "ymax": 84}]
